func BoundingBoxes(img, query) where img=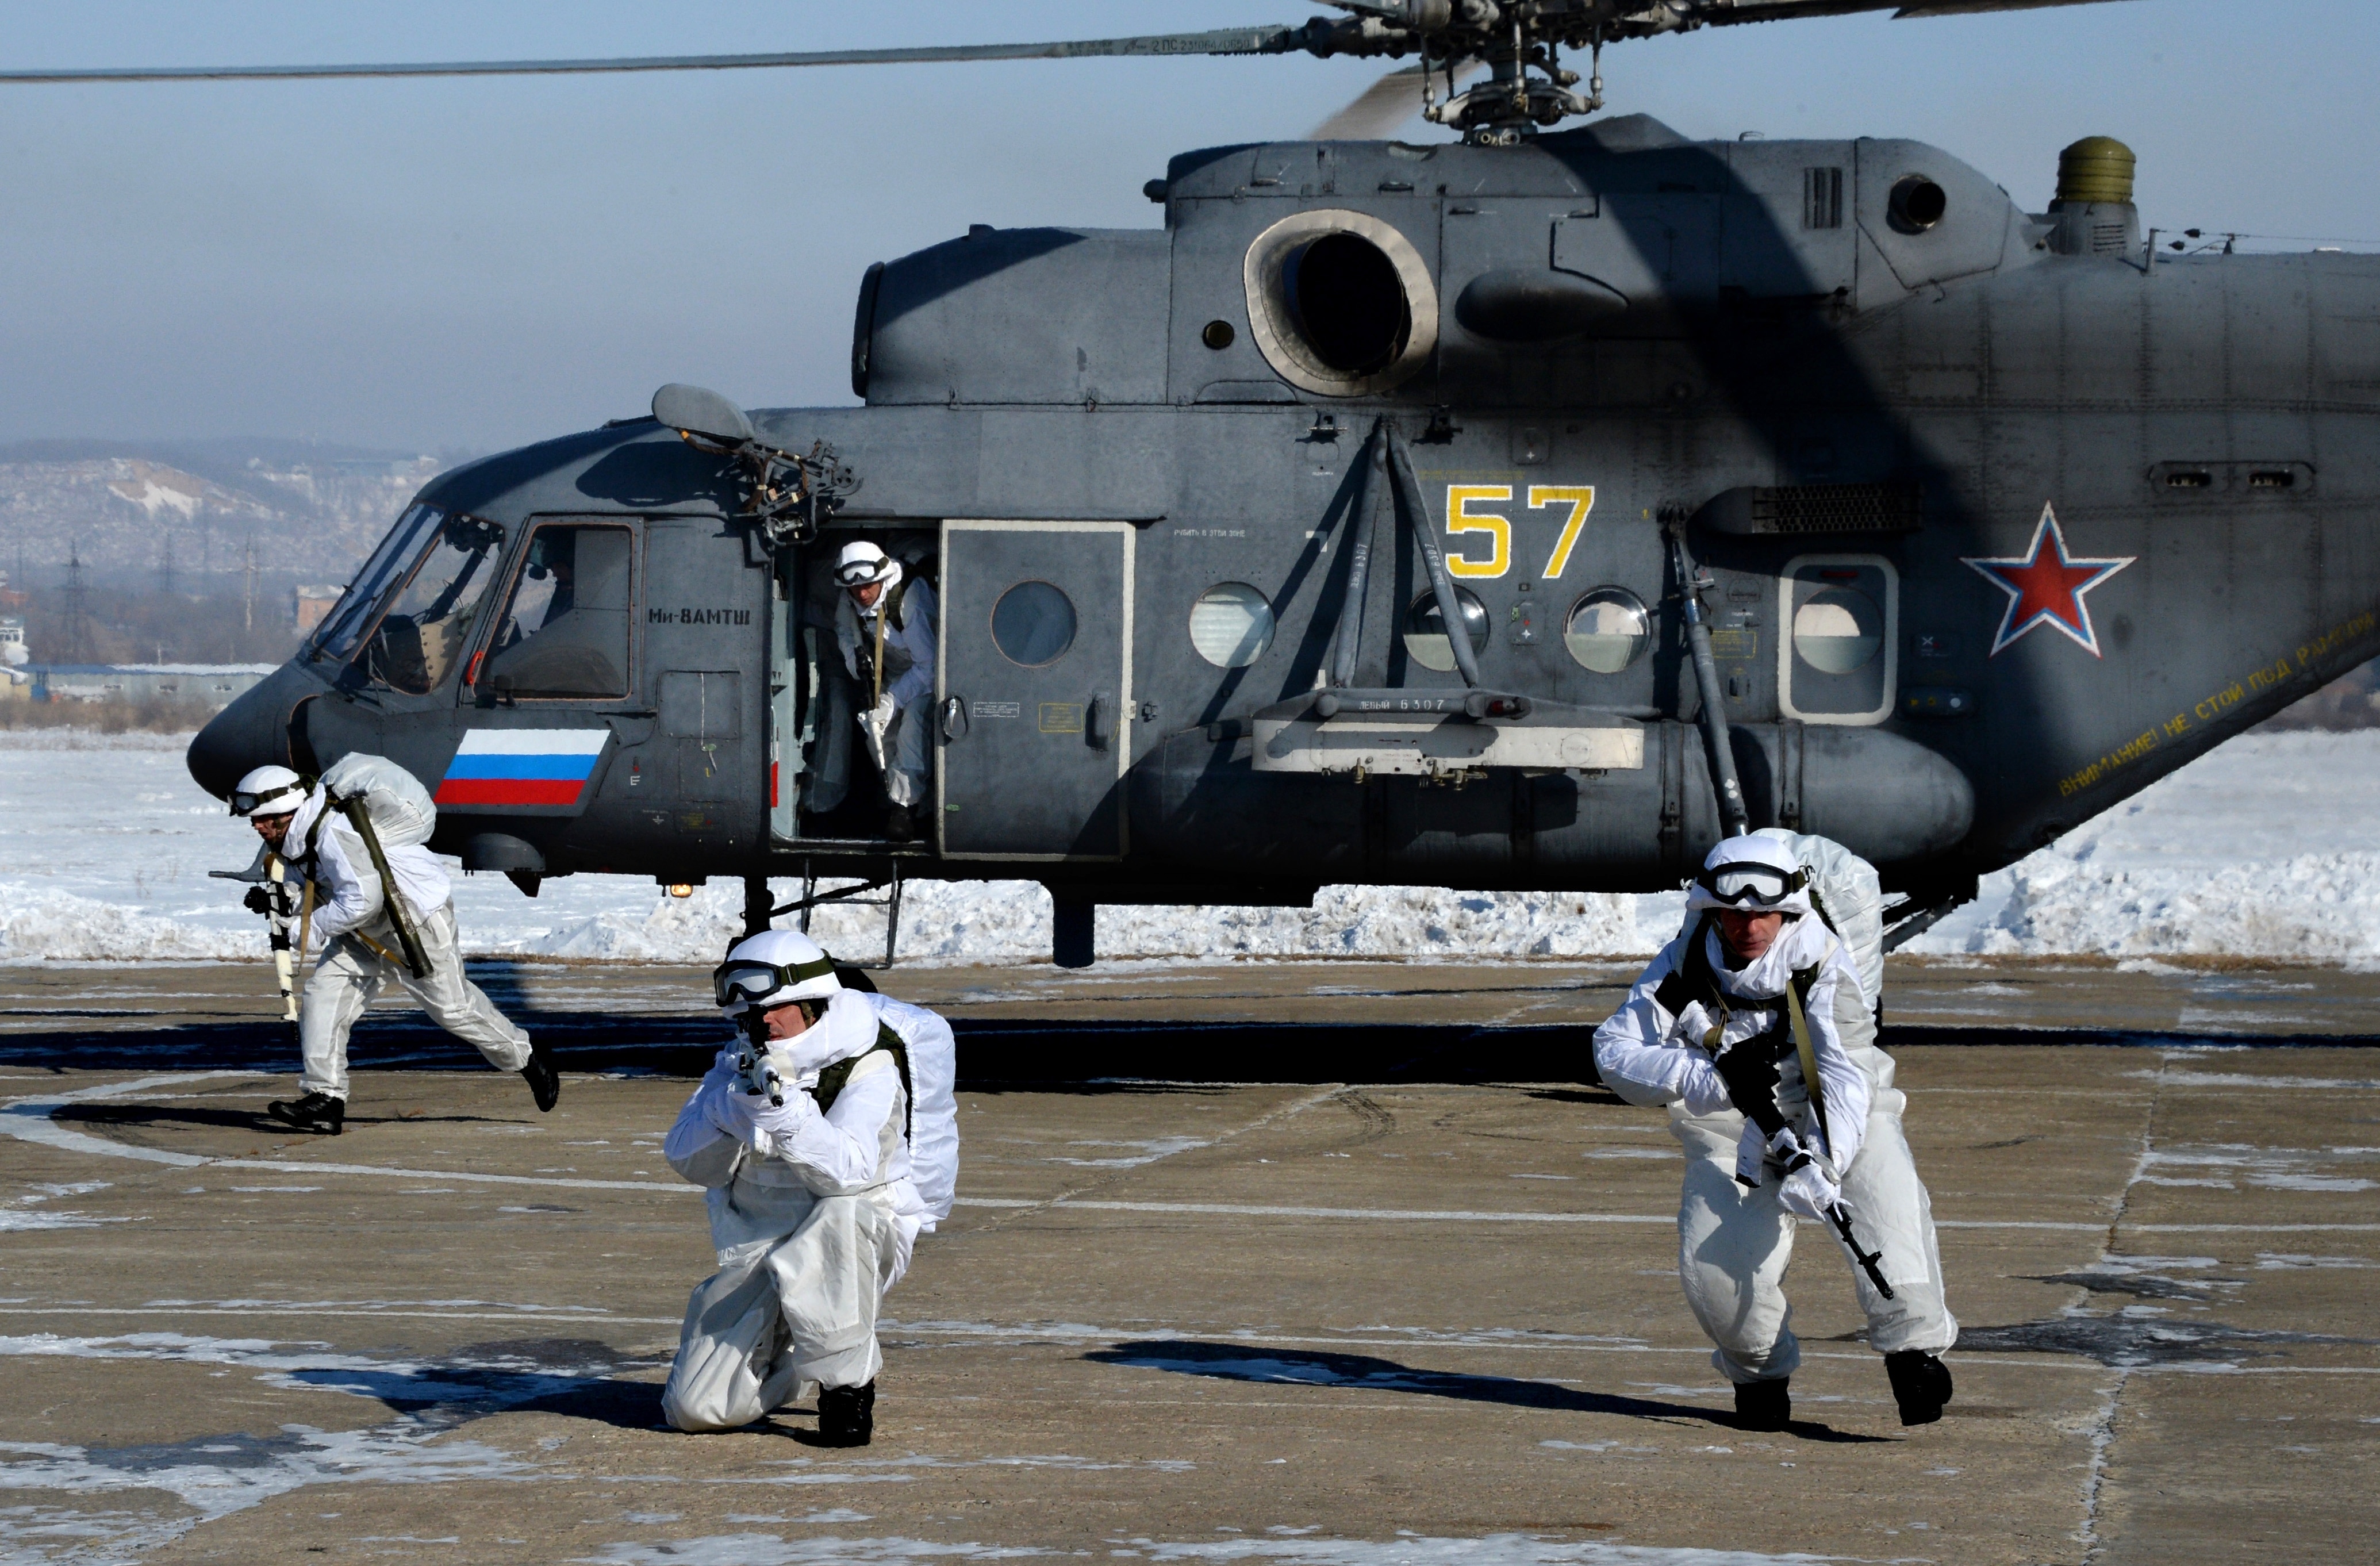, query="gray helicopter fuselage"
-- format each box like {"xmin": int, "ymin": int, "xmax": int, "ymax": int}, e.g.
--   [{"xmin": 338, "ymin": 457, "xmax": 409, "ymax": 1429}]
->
[{"xmin": 190, "ymin": 116, "xmax": 2380, "ymax": 917}]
